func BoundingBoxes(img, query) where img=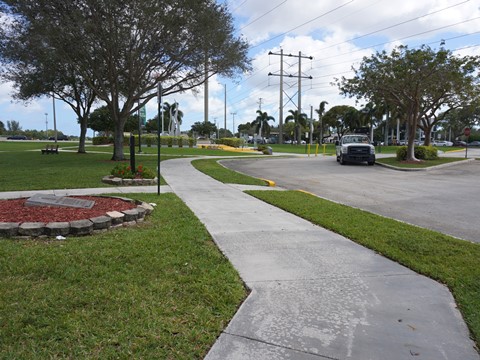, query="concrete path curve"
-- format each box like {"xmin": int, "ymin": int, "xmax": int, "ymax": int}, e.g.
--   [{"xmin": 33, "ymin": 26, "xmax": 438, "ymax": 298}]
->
[{"xmin": 161, "ymin": 157, "xmax": 478, "ymax": 360}]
